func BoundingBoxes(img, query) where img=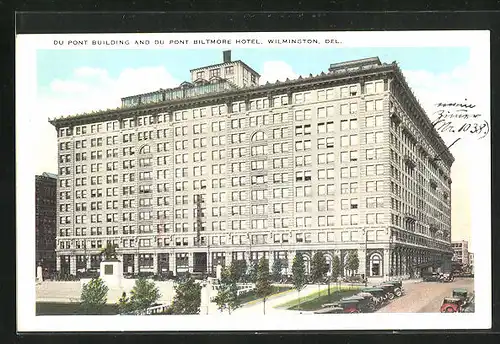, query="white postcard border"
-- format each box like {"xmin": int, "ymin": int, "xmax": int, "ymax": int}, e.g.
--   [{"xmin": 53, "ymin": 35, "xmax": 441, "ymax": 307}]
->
[{"xmin": 16, "ymin": 30, "xmax": 491, "ymax": 332}]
